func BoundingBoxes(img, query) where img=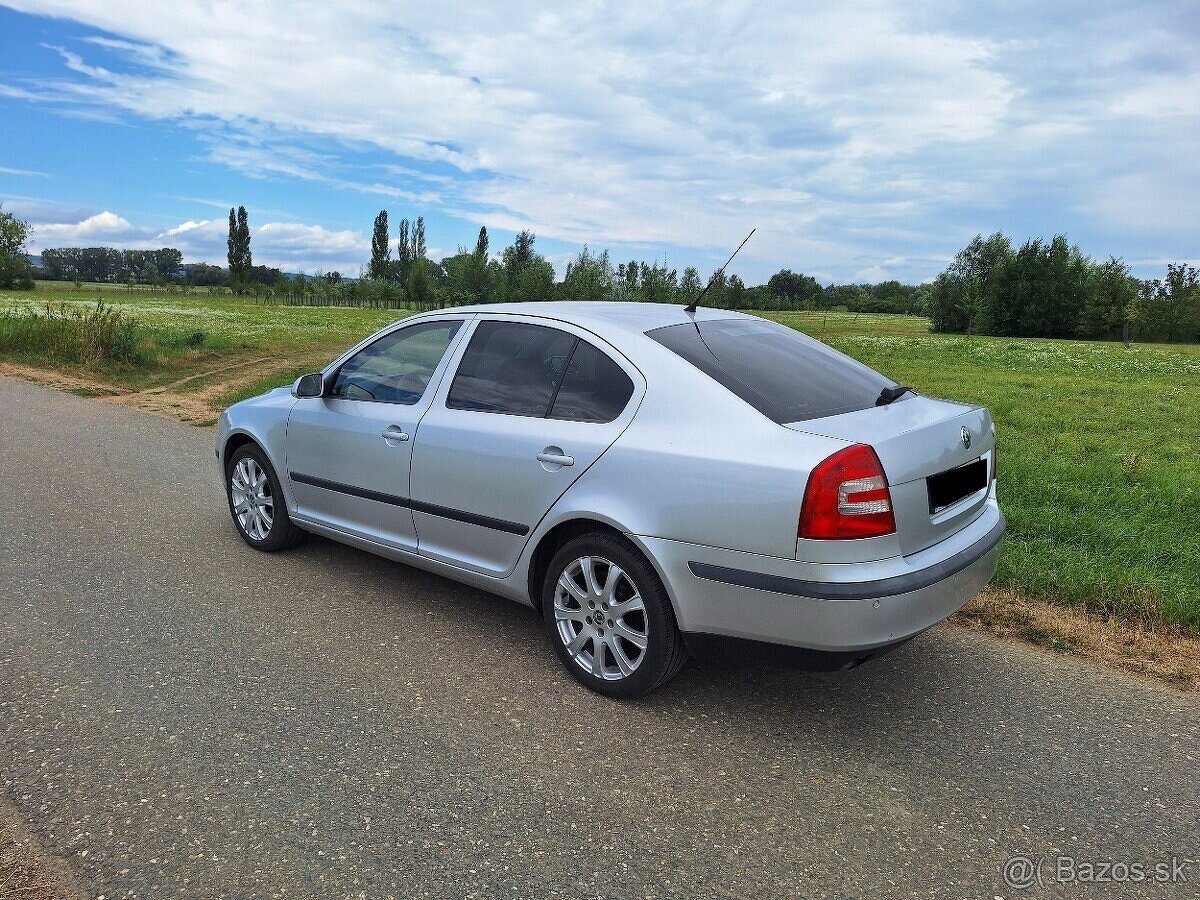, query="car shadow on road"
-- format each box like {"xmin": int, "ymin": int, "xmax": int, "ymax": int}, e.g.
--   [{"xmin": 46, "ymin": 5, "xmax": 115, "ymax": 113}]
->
[{"xmin": 276, "ymin": 529, "xmax": 1110, "ymax": 747}]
